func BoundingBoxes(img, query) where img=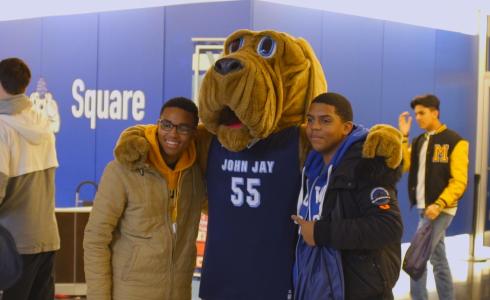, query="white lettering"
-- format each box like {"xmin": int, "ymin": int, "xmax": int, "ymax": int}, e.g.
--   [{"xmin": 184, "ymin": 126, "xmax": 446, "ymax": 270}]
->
[
  {"xmin": 122, "ymin": 90, "xmax": 132, "ymax": 120},
  {"xmin": 71, "ymin": 79, "xmax": 146, "ymax": 129},
  {"xmin": 221, "ymin": 159, "xmax": 249, "ymax": 173},
  {"xmin": 84, "ymin": 89, "xmax": 96, "ymax": 129},
  {"xmin": 71, "ymin": 79, "xmax": 84, "ymax": 118},
  {"xmin": 109, "ymin": 90, "xmax": 122, "ymax": 120},
  {"xmin": 251, "ymin": 160, "xmax": 275, "ymax": 174},
  {"xmin": 97, "ymin": 90, "xmax": 110, "ymax": 119},
  {"xmin": 132, "ymin": 91, "xmax": 145, "ymax": 121}
]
